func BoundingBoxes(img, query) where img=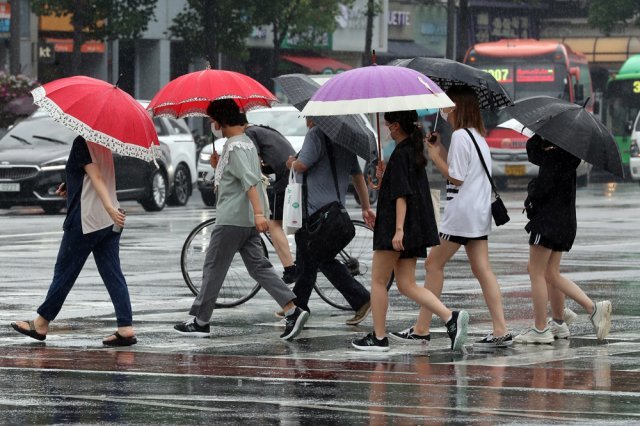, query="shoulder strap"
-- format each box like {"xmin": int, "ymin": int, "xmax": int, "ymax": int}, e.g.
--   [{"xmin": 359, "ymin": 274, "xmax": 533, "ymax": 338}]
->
[
  {"xmin": 302, "ymin": 133, "xmax": 341, "ymax": 221},
  {"xmin": 463, "ymin": 128, "xmax": 501, "ymax": 198}
]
